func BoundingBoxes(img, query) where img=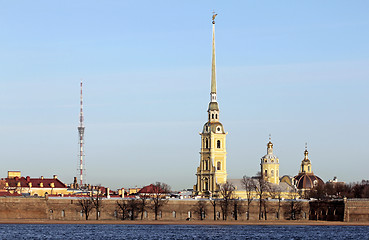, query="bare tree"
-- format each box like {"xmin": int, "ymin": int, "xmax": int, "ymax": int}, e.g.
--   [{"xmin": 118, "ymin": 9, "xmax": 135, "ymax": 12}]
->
[
  {"xmin": 241, "ymin": 175, "xmax": 254, "ymax": 220},
  {"xmin": 210, "ymin": 199, "xmax": 218, "ymax": 220},
  {"xmin": 253, "ymin": 172, "xmax": 269, "ymax": 220},
  {"xmin": 231, "ymin": 199, "xmax": 244, "ymax": 220},
  {"xmin": 193, "ymin": 200, "xmax": 207, "ymax": 220},
  {"xmin": 150, "ymin": 182, "xmax": 171, "ymax": 220},
  {"xmin": 283, "ymin": 200, "xmax": 303, "ymax": 220},
  {"xmin": 91, "ymin": 192, "xmax": 103, "ymax": 220},
  {"xmin": 77, "ymin": 197, "xmax": 94, "ymax": 220},
  {"xmin": 268, "ymin": 185, "xmax": 283, "ymax": 220},
  {"xmin": 219, "ymin": 182, "xmax": 235, "ymax": 220},
  {"xmin": 116, "ymin": 200, "xmax": 129, "ymax": 220},
  {"xmin": 138, "ymin": 195, "xmax": 149, "ymax": 220}
]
